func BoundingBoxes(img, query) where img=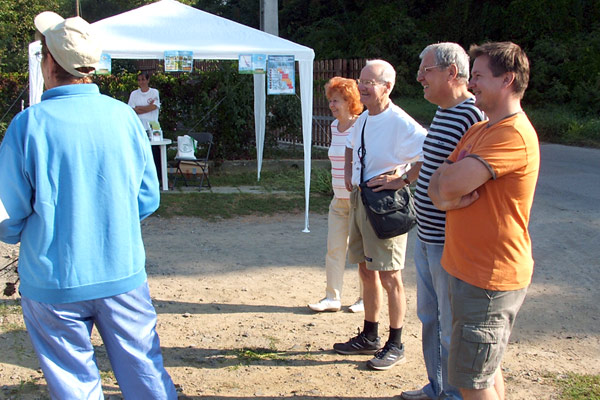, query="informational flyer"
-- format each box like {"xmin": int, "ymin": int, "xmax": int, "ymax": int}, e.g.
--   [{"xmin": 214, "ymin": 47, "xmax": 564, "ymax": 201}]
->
[
  {"xmin": 164, "ymin": 50, "xmax": 194, "ymax": 72},
  {"xmin": 238, "ymin": 54, "xmax": 267, "ymax": 74},
  {"xmin": 96, "ymin": 53, "xmax": 111, "ymax": 75},
  {"xmin": 267, "ymin": 55, "xmax": 295, "ymax": 95}
]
